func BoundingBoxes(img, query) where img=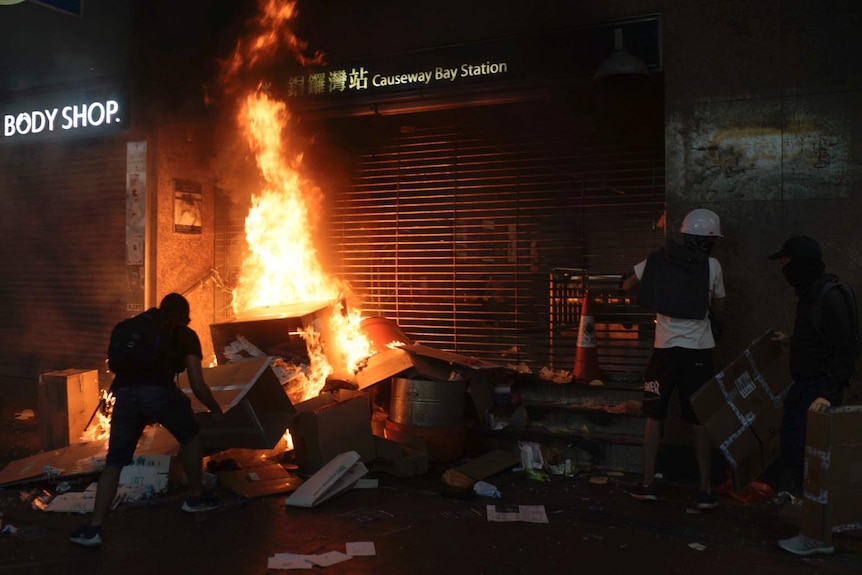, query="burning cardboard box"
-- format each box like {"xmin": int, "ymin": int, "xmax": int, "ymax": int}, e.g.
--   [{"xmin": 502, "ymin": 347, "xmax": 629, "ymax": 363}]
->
[
  {"xmin": 179, "ymin": 356, "xmax": 295, "ymax": 450},
  {"xmin": 690, "ymin": 329, "xmax": 792, "ymax": 490},
  {"xmin": 800, "ymin": 406, "xmax": 862, "ymax": 540},
  {"xmin": 209, "ymin": 302, "xmax": 333, "ymax": 364}
]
